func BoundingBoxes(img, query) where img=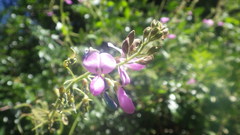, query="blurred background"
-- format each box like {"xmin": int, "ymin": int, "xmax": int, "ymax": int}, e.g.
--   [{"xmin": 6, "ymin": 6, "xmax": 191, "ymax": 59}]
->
[{"xmin": 0, "ymin": 0, "xmax": 240, "ymax": 134}]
